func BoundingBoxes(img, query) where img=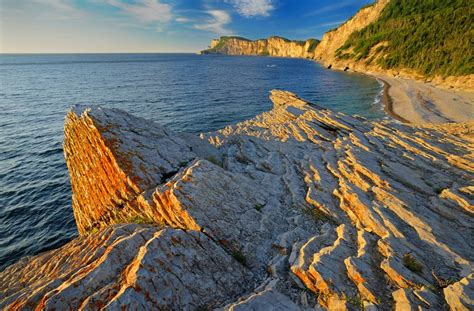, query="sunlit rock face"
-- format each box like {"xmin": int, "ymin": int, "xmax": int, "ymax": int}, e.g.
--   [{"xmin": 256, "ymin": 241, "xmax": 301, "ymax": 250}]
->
[
  {"xmin": 1, "ymin": 90, "xmax": 473, "ymax": 310},
  {"xmin": 63, "ymin": 105, "xmax": 220, "ymax": 235},
  {"xmin": 313, "ymin": 0, "xmax": 391, "ymax": 71},
  {"xmin": 201, "ymin": 36, "xmax": 319, "ymax": 59}
]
